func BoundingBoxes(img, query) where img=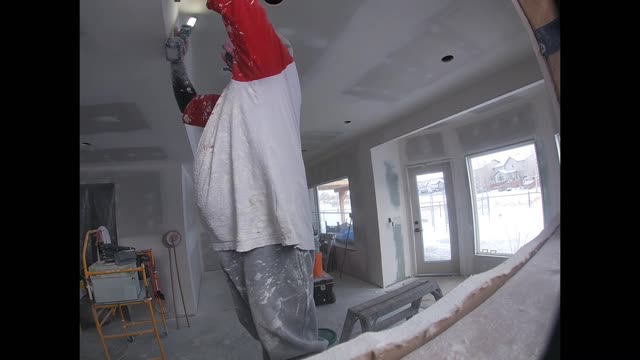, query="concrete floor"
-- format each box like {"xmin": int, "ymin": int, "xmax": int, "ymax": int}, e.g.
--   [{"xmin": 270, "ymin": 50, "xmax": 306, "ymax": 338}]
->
[{"xmin": 79, "ymin": 271, "xmax": 465, "ymax": 360}]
